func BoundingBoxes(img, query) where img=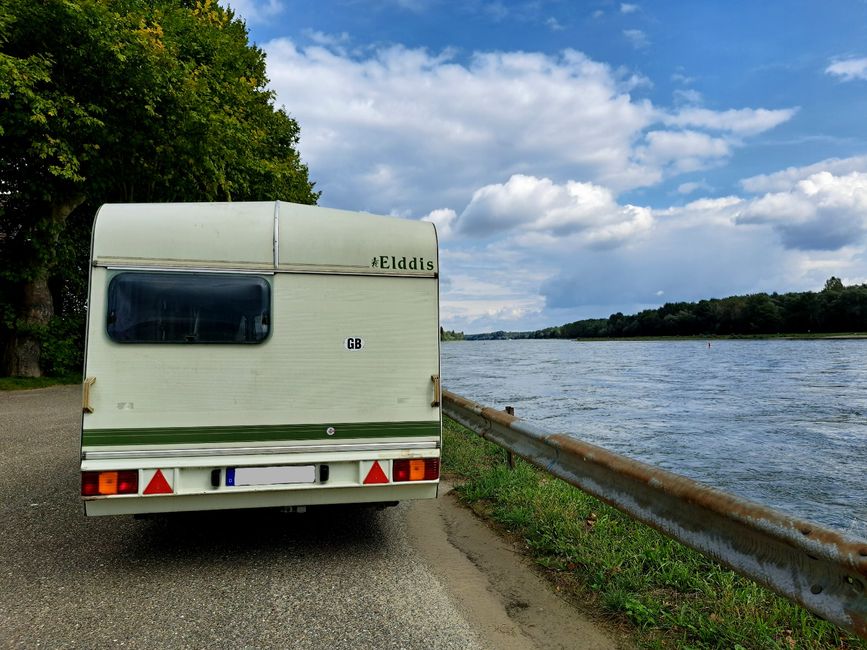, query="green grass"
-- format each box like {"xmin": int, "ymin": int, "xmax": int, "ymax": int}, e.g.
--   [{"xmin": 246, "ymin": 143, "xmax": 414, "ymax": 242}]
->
[
  {"xmin": 442, "ymin": 417, "xmax": 866, "ymax": 649},
  {"xmin": 0, "ymin": 374, "xmax": 81, "ymax": 390}
]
